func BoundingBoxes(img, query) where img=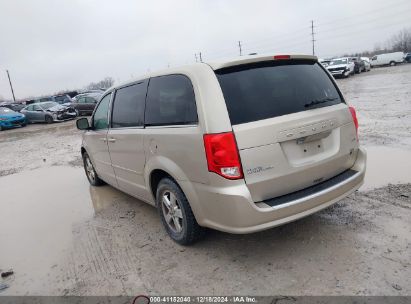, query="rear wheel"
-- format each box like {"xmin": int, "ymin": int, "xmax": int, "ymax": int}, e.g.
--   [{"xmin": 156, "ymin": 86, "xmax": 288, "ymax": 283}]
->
[
  {"xmin": 156, "ymin": 178, "xmax": 205, "ymax": 245},
  {"xmin": 390, "ymin": 61, "xmax": 396, "ymax": 66},
  {"xmin": 82, "ymin": 152, "xmax": 104, "ymax": 186},
  {"xmin": 45, "ymin": 115, "xmax": 53, "ymax": 124}
]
